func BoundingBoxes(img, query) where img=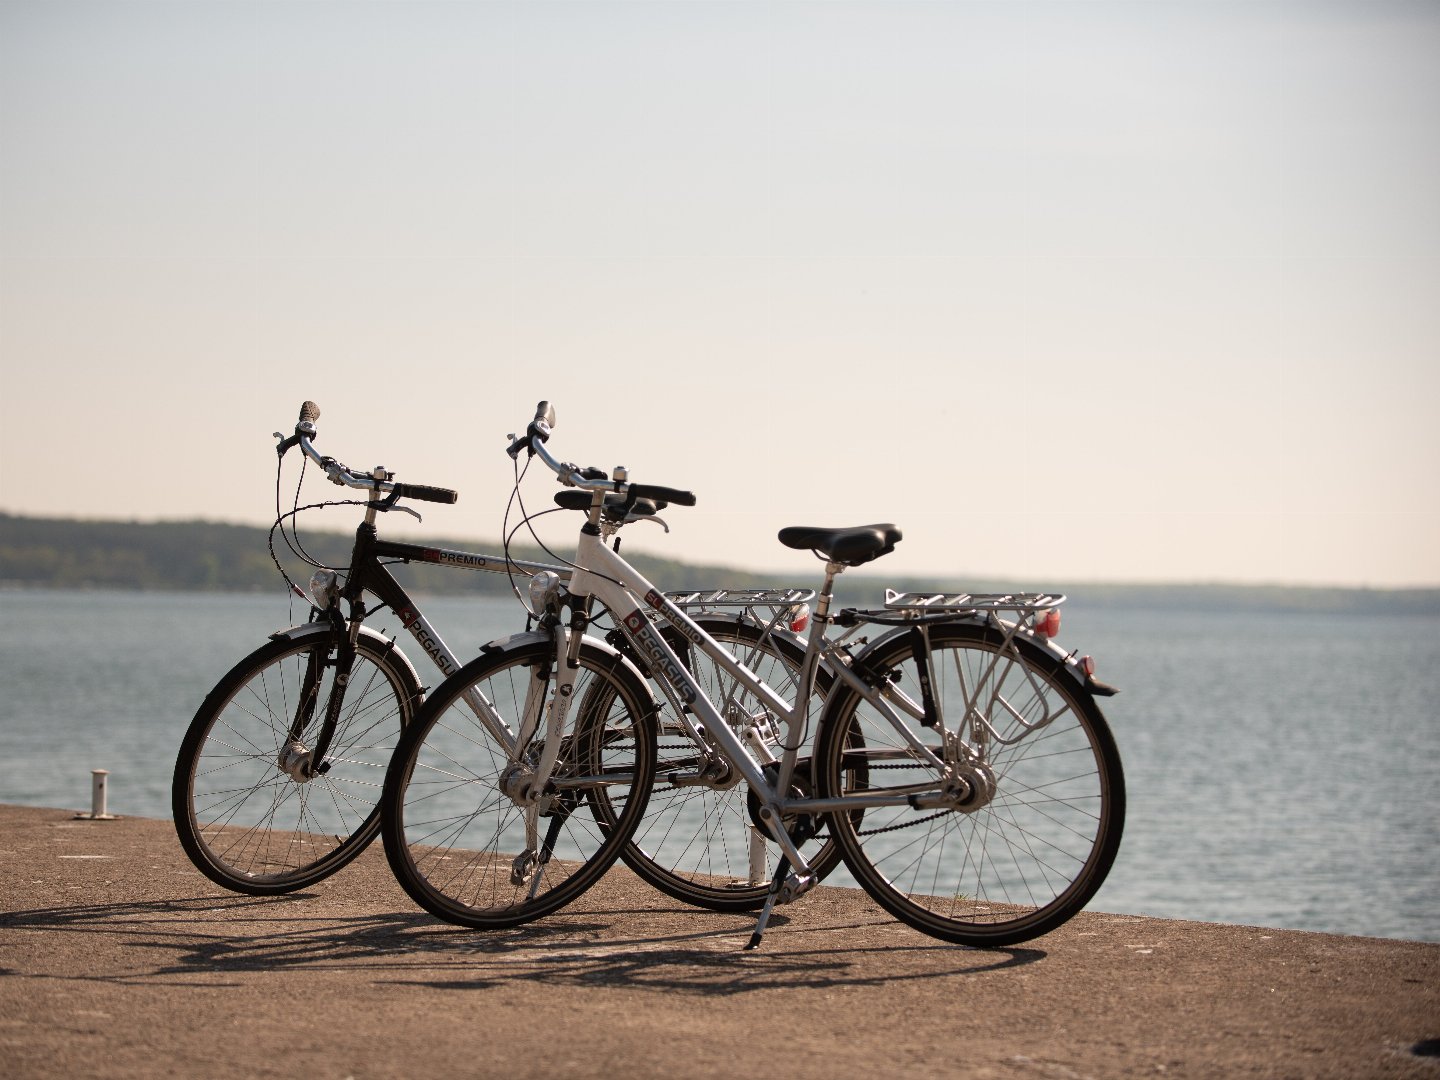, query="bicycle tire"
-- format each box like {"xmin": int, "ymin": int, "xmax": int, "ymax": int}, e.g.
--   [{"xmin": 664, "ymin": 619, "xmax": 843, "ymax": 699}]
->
[
  {"xmin": 815, "ymin": 621, "xmax": 1125, "ymax": 946},
  {"xmin": 172, "ymin": 626, "xmax": 421, "ymax": 895},
  {"xmin": 381, "ymin": 634, "xmax": 657, "ymax": 929},
  {"xmin": 610, "ymin": 615, "xmax": 849, "ymax": 911}
]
